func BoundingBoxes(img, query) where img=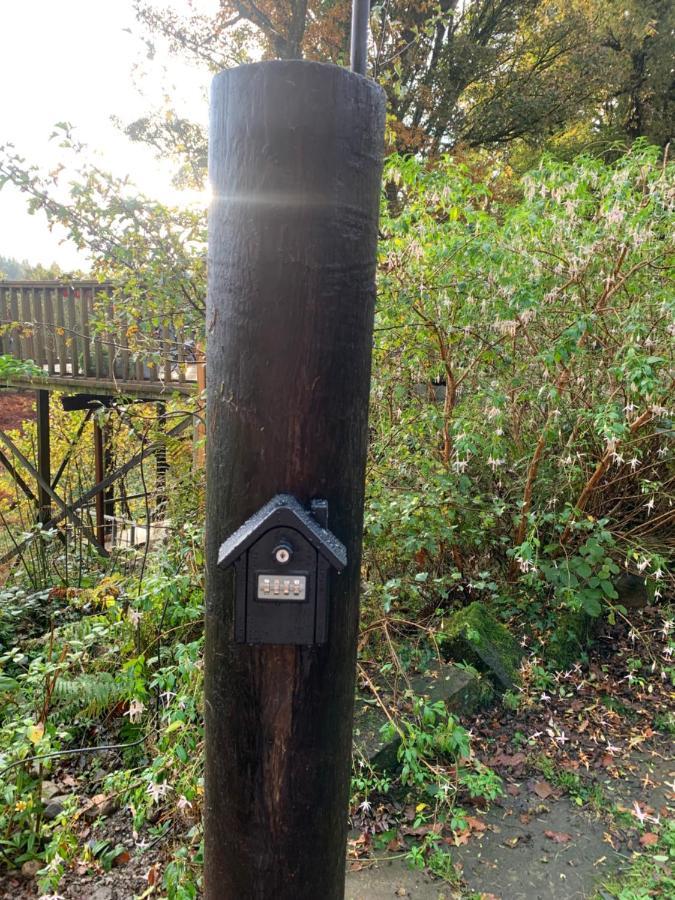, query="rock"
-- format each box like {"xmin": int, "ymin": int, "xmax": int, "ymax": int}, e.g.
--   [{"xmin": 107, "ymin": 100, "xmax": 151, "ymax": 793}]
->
[
  {"xmin": 40, "ymin": 780, "xmax": 61, "ymax": 801},
  {"xmin": 82, "ymin": 793, "xmax": 118, "ymax": 820},
  {"xmin": 21, "ymin": 859, "xmax": 42, "ymax": 878},
  {"xmin": 353, "ymin": 661, "xmax": 492, "ymax": 772},
  {"xmin": 43, "ymin": 797, "xmax": 67, "ymax": 820},
  {"xmin": 548, "ymin": 609, "xmax": 594, "ymax": 668},
  {"xmin": 437, "ymin": 601, "xmax": 523, "ymax": 690},
  {"xmin": 614, "ymin": 572, "xmax": 649, "ymax": 609},
  {"xmin": 409, "ymin": 660, "xmax": 494, "ymax": 714}
]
